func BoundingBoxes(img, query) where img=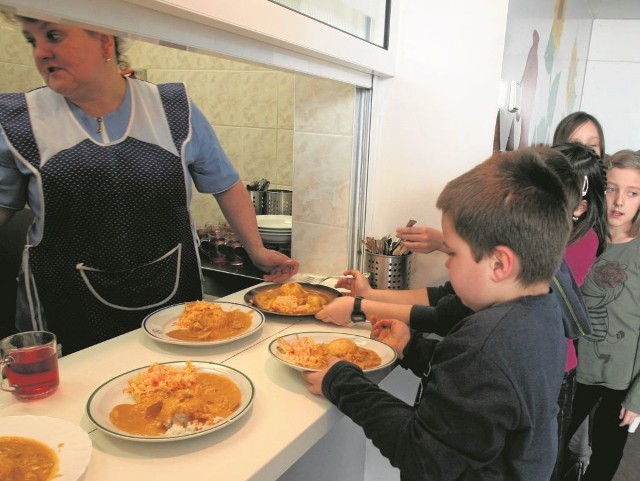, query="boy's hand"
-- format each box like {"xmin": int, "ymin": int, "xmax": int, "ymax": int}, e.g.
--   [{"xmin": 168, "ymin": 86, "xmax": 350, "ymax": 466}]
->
[
  {"xmin": 302, "ymin": 356, "xmax": 341, "ymax": 396},
  {"xmin": 334, "ymin": 269, "xmax": 372, "ymax": 297},
  {"xmin": 370, "ymin": 317, "xmax": 410, "ymax": 359},
  {"xmin": 315, "ymin": 296, "xmax": 355, "ymax": 325}
]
